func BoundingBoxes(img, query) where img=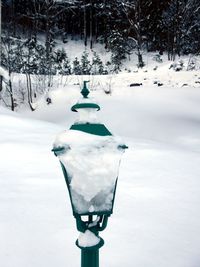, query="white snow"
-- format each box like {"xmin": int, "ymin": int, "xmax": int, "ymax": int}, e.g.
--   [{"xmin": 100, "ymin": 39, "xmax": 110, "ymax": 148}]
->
[
  {"xmin": 72, "ymin": 96, "xmax": 100, "ymax": 123},
  {"xmin": 53, "ymin": 130, "xmax": 124, "ymax": 214},
  {"xmin": 76, "ymin": 108, "xmax": 99, "ymax": 123},
  {"xmin": 1, "ymin": 67, "xmax": 200, "ymax": 267},
  {"xmin": 78, "ymin": 230, "xmax": 100, "ymax": 248},
  {"xmin": 0, "ymin": 66, "xmax": 9, "ymax": 80}
]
